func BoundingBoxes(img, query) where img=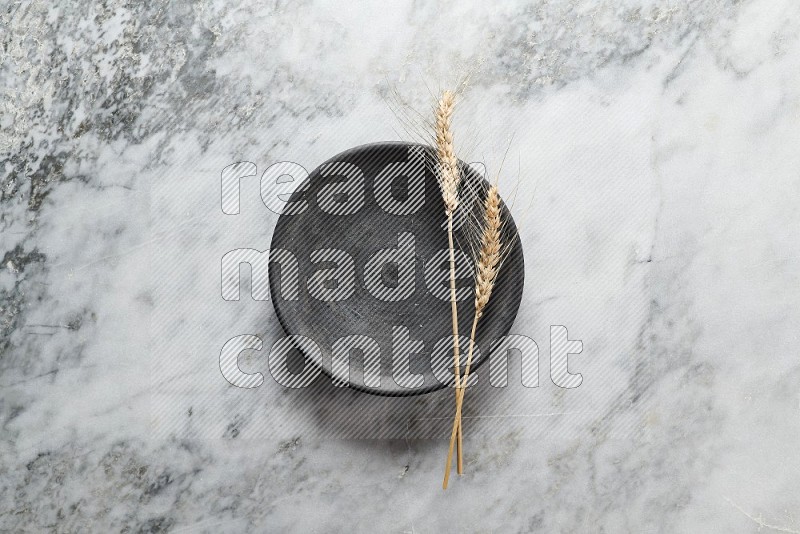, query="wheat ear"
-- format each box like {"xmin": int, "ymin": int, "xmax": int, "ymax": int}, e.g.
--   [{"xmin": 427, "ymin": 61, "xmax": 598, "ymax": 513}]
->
[
  {"xmin": 443, "ymin": 184, "xmax": 503, "ymax": 489},
  {"xmin": 435, "ymin": 91, "xmax": 460, "ymax": 215},
  {"xmin": 434, "ymin": 90, "xmax": 465, "ymax": 479}
]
